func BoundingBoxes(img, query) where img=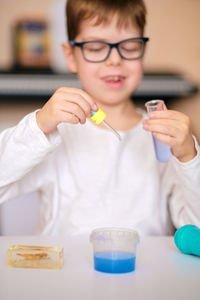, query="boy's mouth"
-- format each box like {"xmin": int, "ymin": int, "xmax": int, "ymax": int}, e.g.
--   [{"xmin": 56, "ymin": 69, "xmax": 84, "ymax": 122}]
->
[
  {"xmin": 101, "ymin": 75, "xmax": 125, "ymax": 88},
  {"xmin": 102, "ymin": 75, "xmax": 125, "ymax": 82}
]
